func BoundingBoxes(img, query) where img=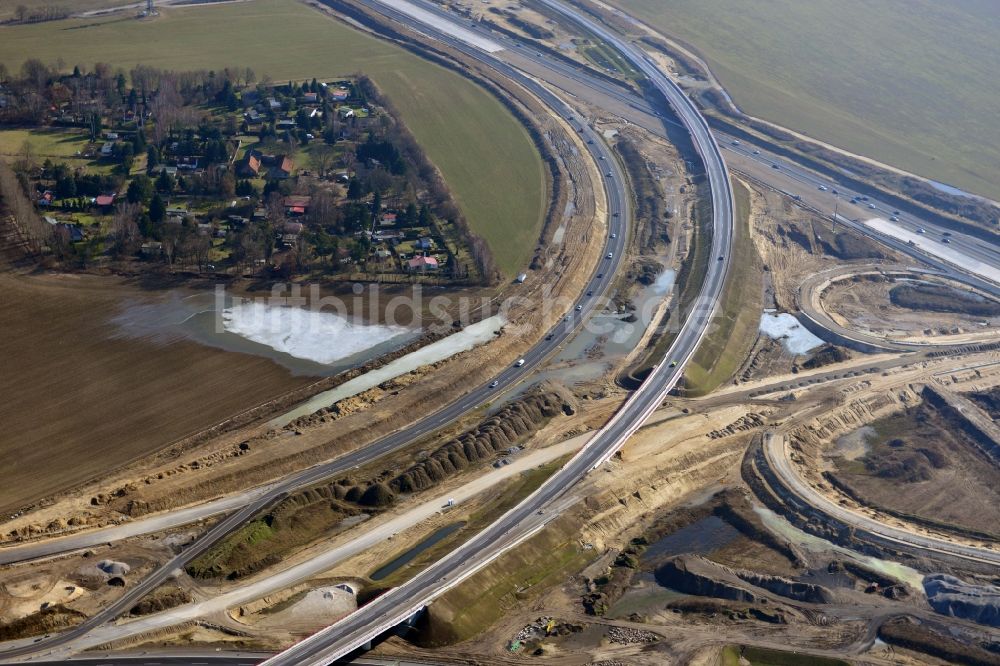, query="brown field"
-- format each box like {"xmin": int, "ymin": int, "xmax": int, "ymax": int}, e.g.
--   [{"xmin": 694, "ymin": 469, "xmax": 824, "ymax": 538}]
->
[
  {"xmin": 0, "ymin": 273, "xmax": 312, "ymax": 512},
  {"xmin": 829, "ymin": 399, "xmax": 1000, "ymax": 537}
]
